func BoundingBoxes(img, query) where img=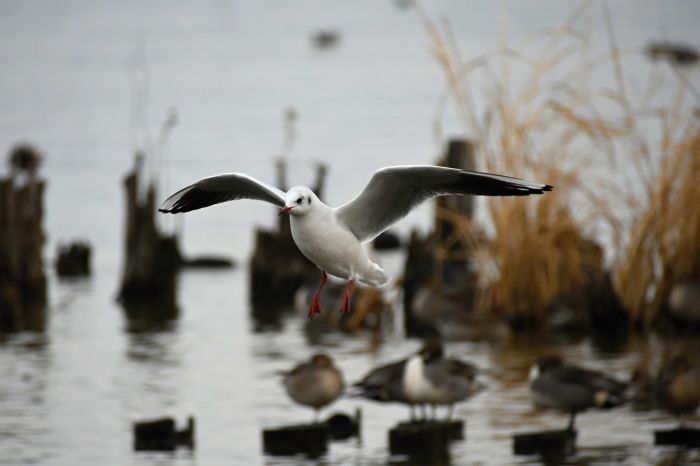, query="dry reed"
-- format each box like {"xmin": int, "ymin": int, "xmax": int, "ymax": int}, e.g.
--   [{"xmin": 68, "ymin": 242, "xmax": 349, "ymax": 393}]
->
[
  {"xmin": 614, "ymin": 119, "xmax": 700, "ymax": 327},
  {"xmin": 416, "ymin": 2, "xmax": 673, "ymax": 325}
]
